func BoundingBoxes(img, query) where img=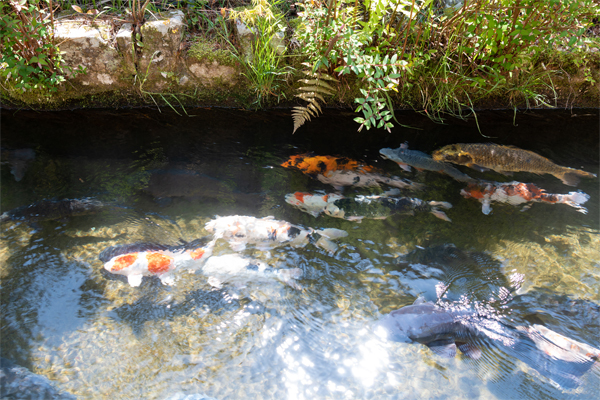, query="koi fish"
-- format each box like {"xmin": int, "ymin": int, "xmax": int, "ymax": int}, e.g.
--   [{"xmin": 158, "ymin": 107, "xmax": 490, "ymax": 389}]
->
[
  {"xmin": 1, "ymin": 148, "xmax": 35, "ymax": 182},
  {"xmin": 380, "ymin": 143, "xmax": 475, "ymax": 183},
  {"xmin": 432, "ymin": 143, "xmax": 597, "ymax": 186},
  {"xmin": 460, "ymin": 181, "xmax": 590, "ymax": 215},
  {"xmin": 99, "ymin": 239, "xmax": 213, "ymax": 287},
  {"xmin": 285, "ymin": 191, "xmax": 452, "ymax": 222},
  {"xmin": 201, "ymin": 254, "xmax": 303, "ymax": 290},
  {"xmin": 376, "ymin": 298, "xmax": 600, "ymax": 389},
  {"xmin": 204, "ymin": 215, "xmax": 348, "ymax": 253},
  {"xmin": 375, "ymin": 298, "xmax": 498, "ymax": 358},
  {"xmin": 281, "ymin": 153, "xmax": 422, "ymax": 191},
  {"xmin": 1, "ymin": 198, "xmax": 105, "ymax": 223}
]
